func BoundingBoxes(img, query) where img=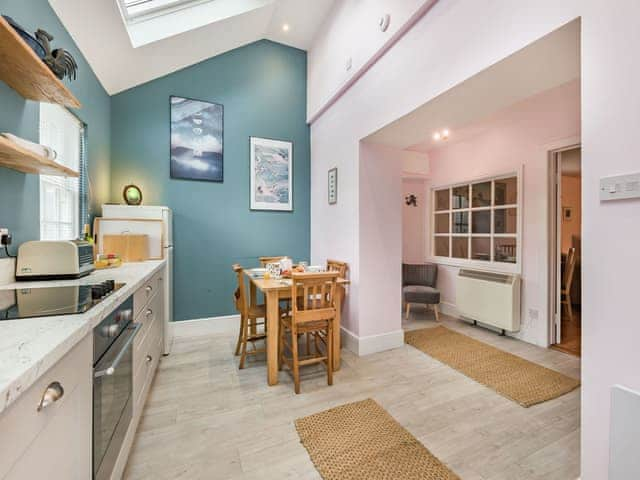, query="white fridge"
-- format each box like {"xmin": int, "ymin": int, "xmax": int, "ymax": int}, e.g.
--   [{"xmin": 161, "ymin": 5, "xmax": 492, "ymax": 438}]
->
[{"xmin": 101, "ymin": 204, "xmax": 173, "ymax": 355}]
